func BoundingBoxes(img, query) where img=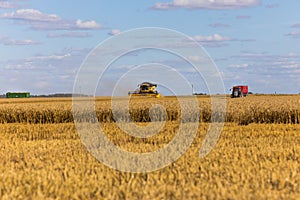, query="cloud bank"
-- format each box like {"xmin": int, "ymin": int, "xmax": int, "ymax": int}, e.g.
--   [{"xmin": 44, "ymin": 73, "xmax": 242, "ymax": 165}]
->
[
  {"xmin": 1, "ymin": 9, "xmax": 103, "ymax": 30},
  {"xmin": 0, "ymin": 1, "xmax": 18, "ymax": 9},
  {"xmin": 0, "ymin": 35, "xmax": 40, "ymax": 46},
  {"xmin": 151, "ymin": 0, "xmax": 260, "ymax": 10}
]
